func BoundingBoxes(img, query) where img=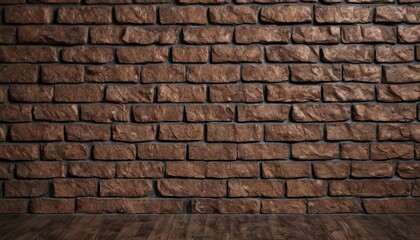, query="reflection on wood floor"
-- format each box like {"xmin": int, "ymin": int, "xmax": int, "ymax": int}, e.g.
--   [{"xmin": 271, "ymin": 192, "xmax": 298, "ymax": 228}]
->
[{"xmin": 0, "ymin": 214, "xmax": 419, "ymax": 240}]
